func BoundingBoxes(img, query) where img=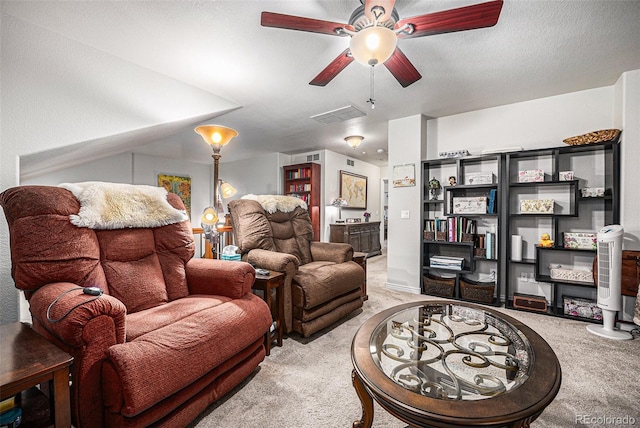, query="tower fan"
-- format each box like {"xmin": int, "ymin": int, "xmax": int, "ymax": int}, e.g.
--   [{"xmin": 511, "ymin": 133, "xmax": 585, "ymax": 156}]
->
[{"xmin": 587, "ymin": 225, "xmax": 632, "ymax": 340}]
